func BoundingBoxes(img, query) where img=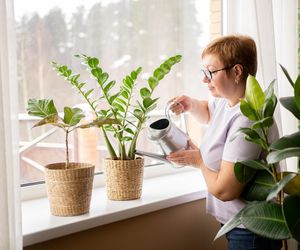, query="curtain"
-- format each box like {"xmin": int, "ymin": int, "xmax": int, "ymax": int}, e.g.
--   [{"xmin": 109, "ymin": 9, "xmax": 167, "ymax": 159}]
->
[
  {"xmin": 0, "ymin": 0, "xmax": 22, "ymax": 249},
  {"xmin": 223, "ymin": 0, "xmax": 298, "ymax": 171}
]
